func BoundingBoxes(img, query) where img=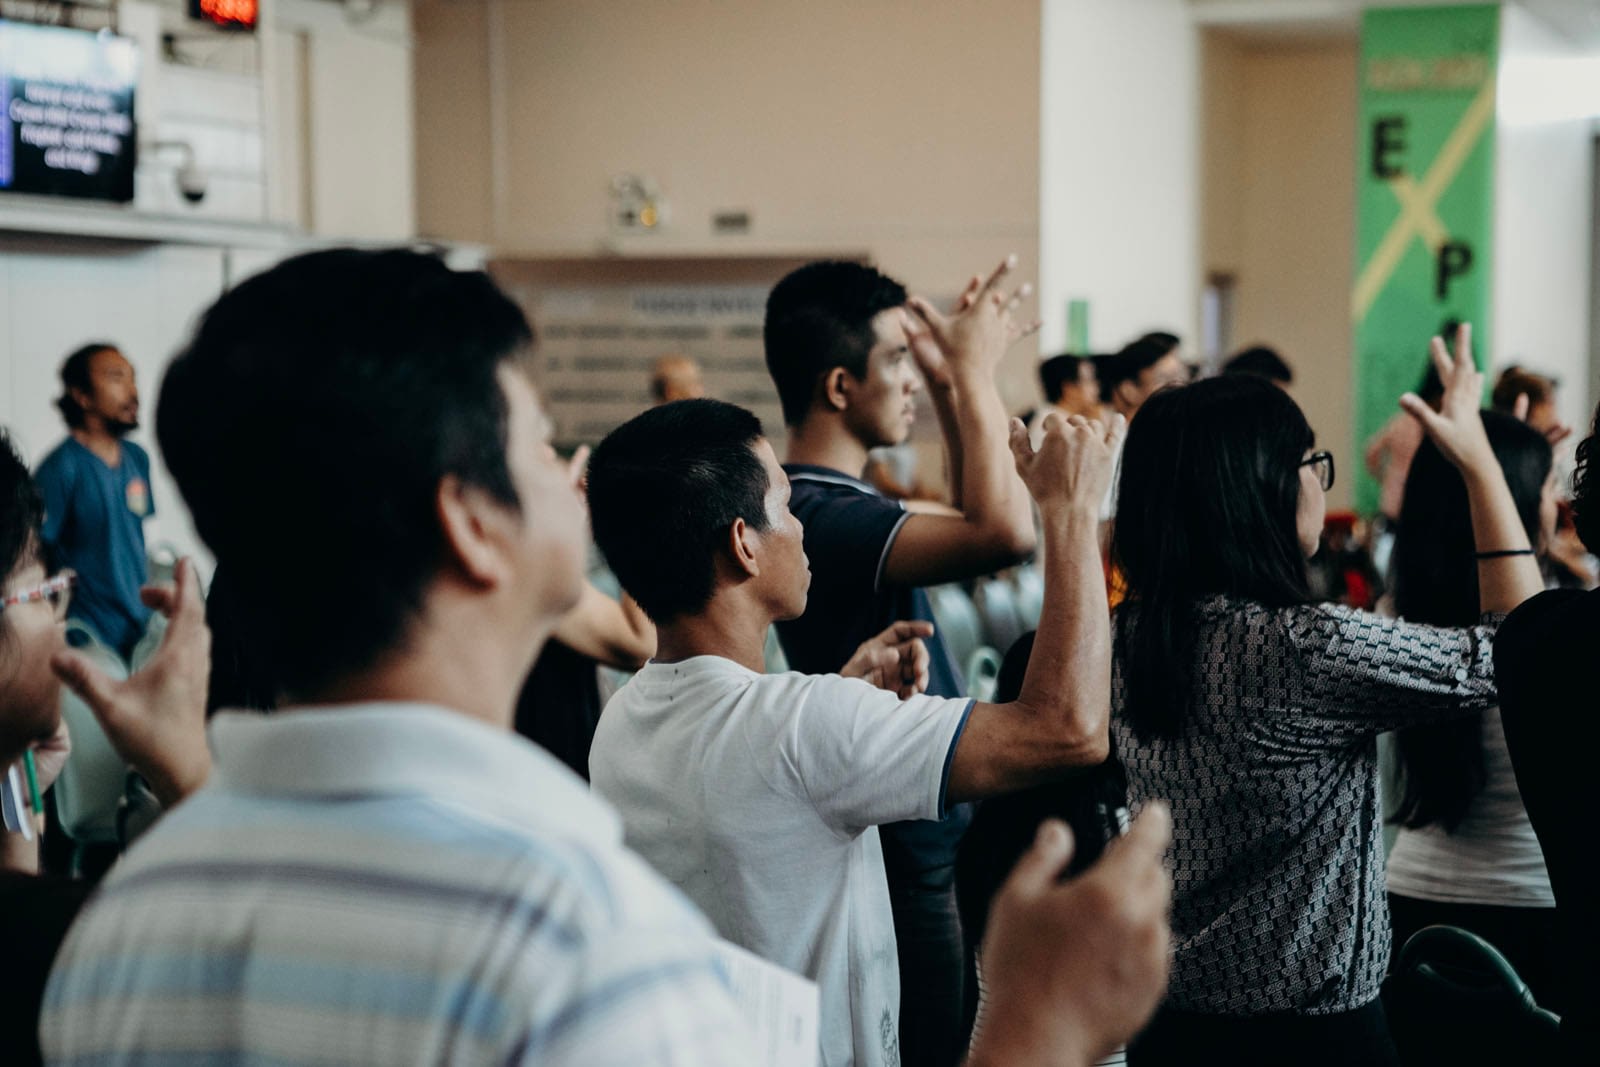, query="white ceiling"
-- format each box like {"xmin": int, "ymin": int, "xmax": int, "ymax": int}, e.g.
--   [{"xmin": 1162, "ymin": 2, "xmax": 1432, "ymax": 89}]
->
[{"xmin": 1191, "ymin": 0, "xmax": 1600, "ymax": 50}]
